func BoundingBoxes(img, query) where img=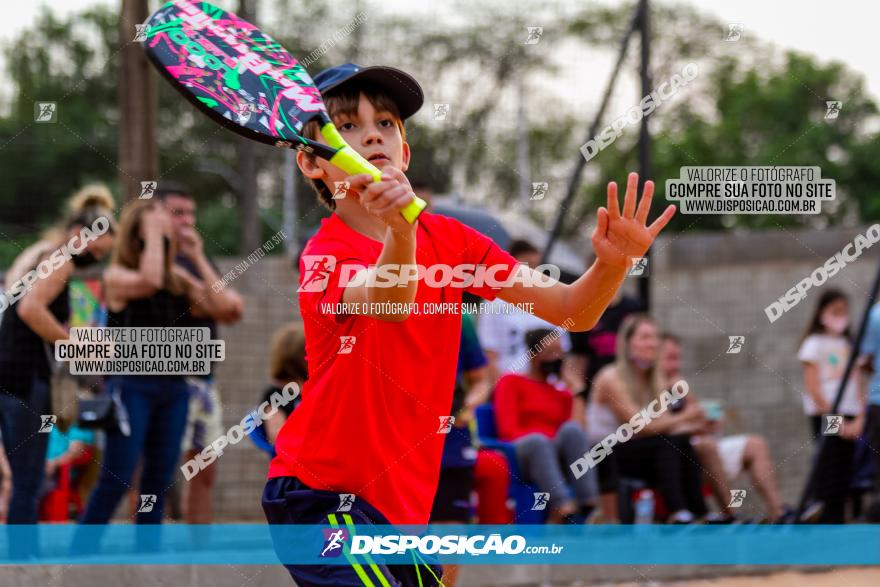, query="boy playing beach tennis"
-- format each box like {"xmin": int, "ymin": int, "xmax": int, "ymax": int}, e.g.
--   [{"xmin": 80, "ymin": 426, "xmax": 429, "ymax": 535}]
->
[{"xmin": 262, "ymin": 62, "xmax": 675, "ymax": 587}]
